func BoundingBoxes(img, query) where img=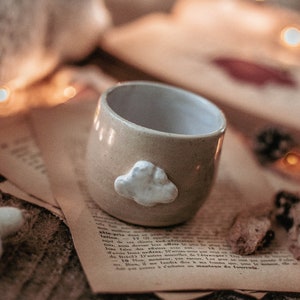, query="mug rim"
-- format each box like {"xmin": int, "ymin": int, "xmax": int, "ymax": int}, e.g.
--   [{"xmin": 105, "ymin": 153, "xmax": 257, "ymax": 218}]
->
[{"xmin": 101, "ymin": 80, "xmax": 226, "ymax": 139}]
